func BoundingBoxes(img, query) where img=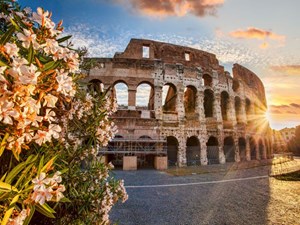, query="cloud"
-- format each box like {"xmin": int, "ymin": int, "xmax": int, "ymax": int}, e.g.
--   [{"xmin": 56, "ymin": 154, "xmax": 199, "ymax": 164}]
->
[
  {"xmin": 270, "ymin": 65, "xmax": 300, "ymax": 75},
  {"xmin": 113, "ymin": 0, "xmax": 224, "ymax": 17},
  {"xmin": 229, "ymin": 27, "xmax": 285, "ymax": 41},
  {"xmin": 269, "ymin": 103, "xmax": 300, "ymax": 114}
]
